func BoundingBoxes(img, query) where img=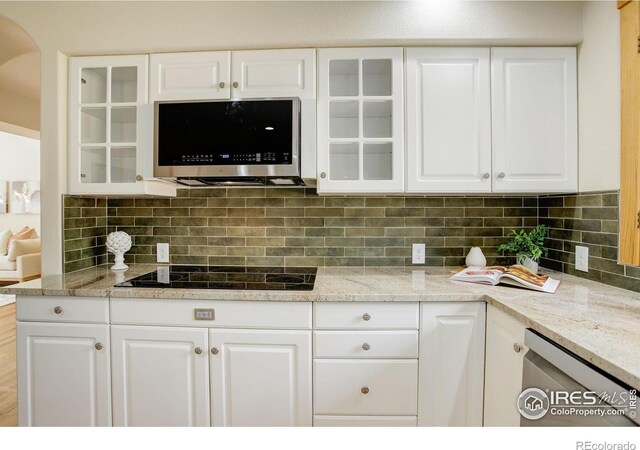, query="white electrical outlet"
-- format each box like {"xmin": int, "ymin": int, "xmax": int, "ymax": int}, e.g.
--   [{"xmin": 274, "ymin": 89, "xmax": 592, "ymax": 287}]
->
[
  {"xmin": 157, "ymin": 243, "xmax": 170, "ymax": 263},
  {"xmin": 575, "ymin": 245, "xmax": 589, "ymax": 272},
  {"xmin": 412, "ymin": 243, "xmax": 425, "ymax": 264}
]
